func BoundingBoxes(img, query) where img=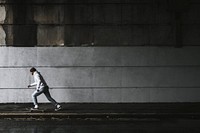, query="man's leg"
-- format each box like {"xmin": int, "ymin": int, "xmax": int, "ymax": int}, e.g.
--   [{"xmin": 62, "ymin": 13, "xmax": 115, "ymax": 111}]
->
[
  {"xmin": 43, "ymin": 86, "xmax": 58, "ymax": 106},
  {"xmin": 32, "ymin": 89, "xmax": 44, "ymax": 107}
]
